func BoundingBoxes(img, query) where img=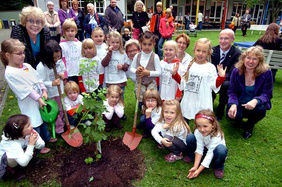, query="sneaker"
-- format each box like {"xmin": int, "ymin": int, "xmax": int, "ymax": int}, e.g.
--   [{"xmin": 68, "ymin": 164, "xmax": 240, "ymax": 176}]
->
[
  {"xmin": 157, "ymin": 144, "xmax": 165, "ymax": 149},
  {"xmin": 85, "ymin": 120, "xmax": 92, "ymax": 126},
  {"xmin": 39, "ymin": 147, "xmax": 50, "ymax": 154},
  {"xmin": 183, "ymin": 156, "xmax": 193, "ymax": 163},
  {"xmin": 214, "ymin": 169, "xmax": 224, "ymax": 179},
  {"xmin": 164, "ymin": 152, "xmax": 183, "ymax": 162},
  {"xmin": 49, "ymin": 137, "xmax": 57, "ymax": 143}
]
